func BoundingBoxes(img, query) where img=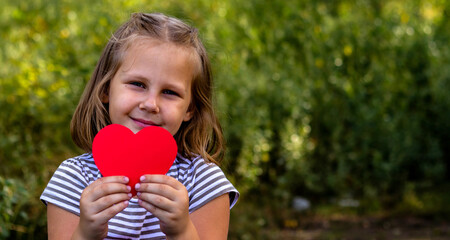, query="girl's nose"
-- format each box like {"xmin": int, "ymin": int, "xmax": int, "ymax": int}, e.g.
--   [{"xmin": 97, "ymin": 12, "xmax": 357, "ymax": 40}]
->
[{"xmin": 139, "ymin": 94, "xmax": 159, "ymax": 113}]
